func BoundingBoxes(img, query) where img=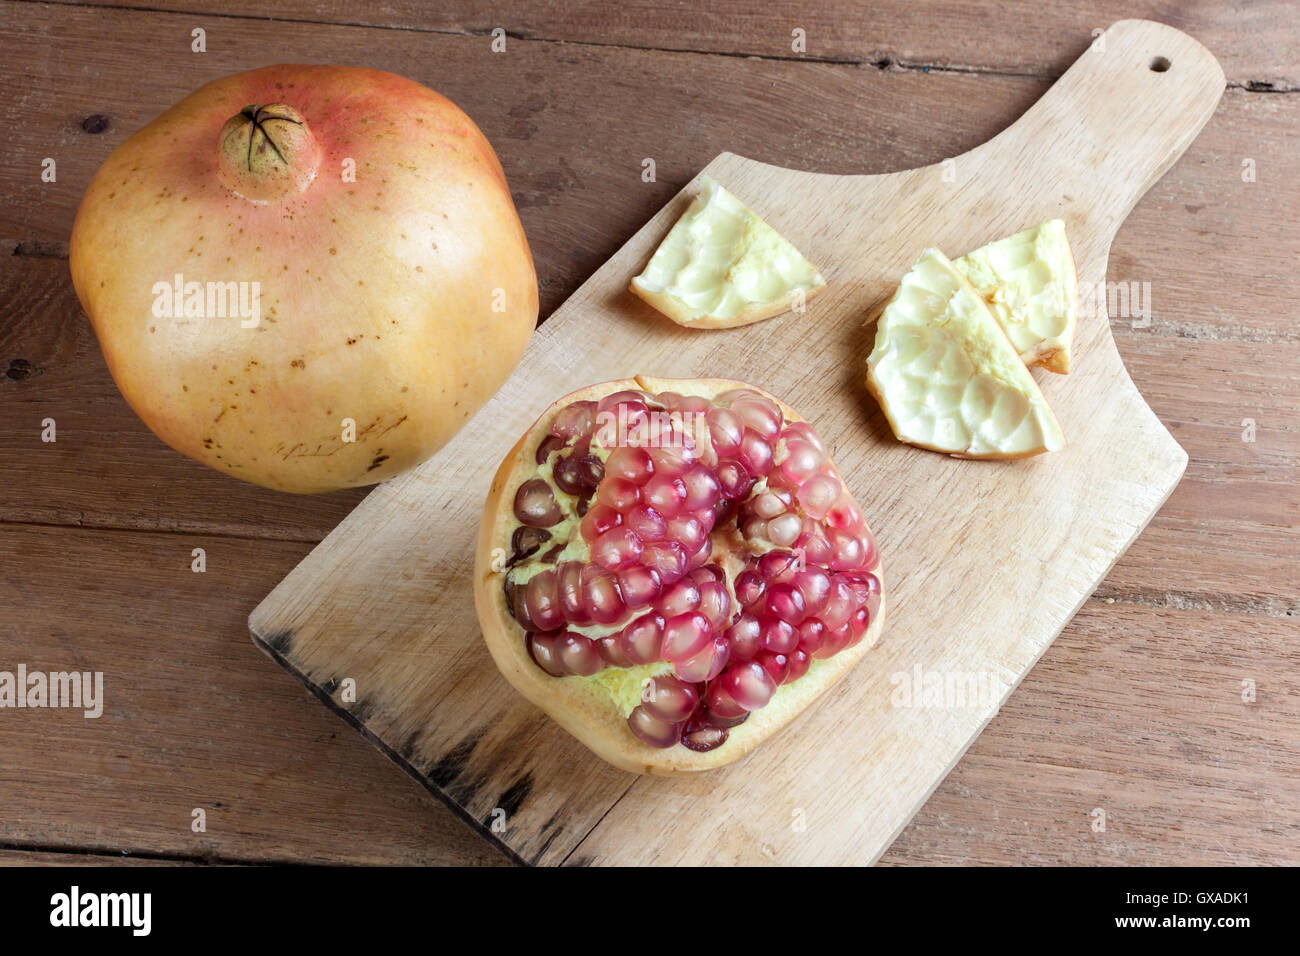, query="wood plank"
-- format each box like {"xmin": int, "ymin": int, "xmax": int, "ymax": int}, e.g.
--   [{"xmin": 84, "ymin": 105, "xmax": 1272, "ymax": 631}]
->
[
  {"xmin": 1, "ymin": 2, "xmax": 1295, "ymax": 551},
  {"xmin": 2, "ymin": 525, "xmax": 1291, "ymax": 865},
  {"xmin": 31, "ymin": 0, "xmax": 1300, "ymax": 87},
  {"xmin": 879, "ymin": 602, "xmax": 1300, "ymax": 865},
  {"xmin": 0, "ymin": 524, "xmax": 507, "ymax": 866}
]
